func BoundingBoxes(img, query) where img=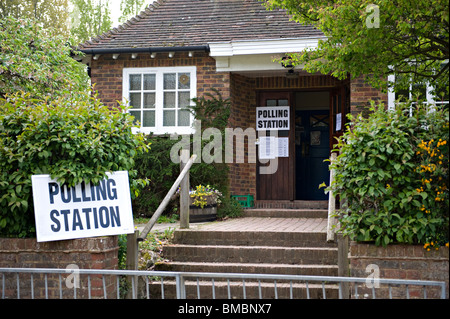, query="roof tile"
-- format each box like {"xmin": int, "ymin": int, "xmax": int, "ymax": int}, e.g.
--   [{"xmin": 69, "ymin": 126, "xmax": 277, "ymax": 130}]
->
[{"xmin": 80, "ymin": 0, "xmax": 322, "ymax": 50}]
